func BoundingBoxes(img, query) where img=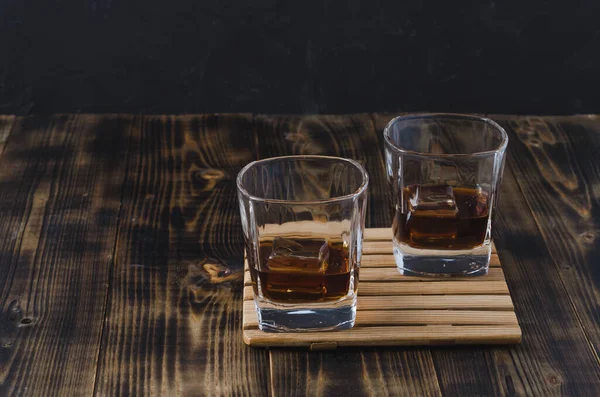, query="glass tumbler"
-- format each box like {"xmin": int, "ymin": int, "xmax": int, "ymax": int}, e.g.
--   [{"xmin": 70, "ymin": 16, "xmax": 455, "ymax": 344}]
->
[
  {"xmin": 237, "ymin": 155, "xmax": 368, "ymax": 332},
  {"xmin": 384, "ymin": 114, "xmax": 507, "ymax": 276}
]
